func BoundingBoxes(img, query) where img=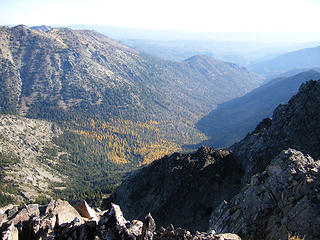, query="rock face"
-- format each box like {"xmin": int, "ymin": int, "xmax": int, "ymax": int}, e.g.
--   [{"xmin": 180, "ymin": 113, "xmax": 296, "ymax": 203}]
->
[
  {"xmin": 210, "ymin": 149, "xmax": 320, "ymax": 240},
  {"xmin": 109, "ymin": 147, "xmax": 243, "ymax": 232},
  {"xmin": 0, "ymin": 114, "xmax": 66, "ymax": 203},
  {"xmin": 0, "ymin": 201, "xmax": 240, "ymax": 240},
  {"xmin": 109, "ymin": 80, "xmax": 320, "ymax": 239},
  {"xmin": 209, "ymin": 80, "xmax": 320, "ymax": 239},
  {"xmin": 231, "ymin": 80, "xmax": 320, "ymax": 183}
]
